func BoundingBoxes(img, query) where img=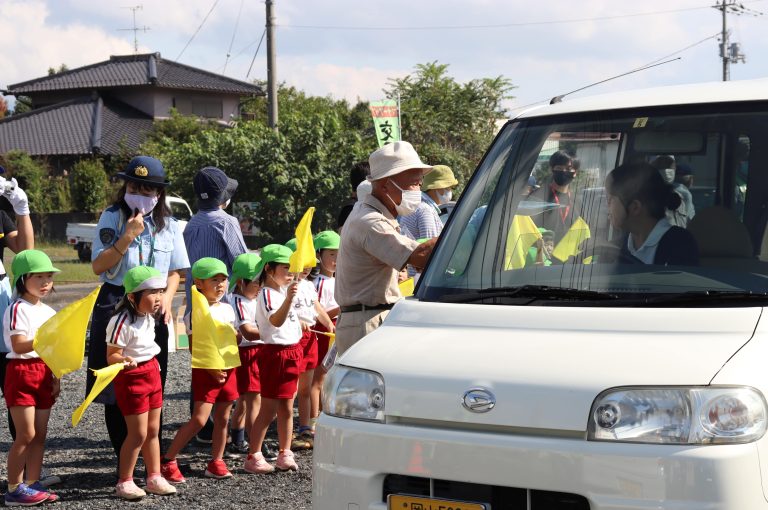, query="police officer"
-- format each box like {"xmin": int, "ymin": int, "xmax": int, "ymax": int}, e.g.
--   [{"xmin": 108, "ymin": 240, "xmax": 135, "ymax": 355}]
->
[
  {"xmin": 87, "ymin": 156, "xmax": 190, "ymax": 470},
  {"xmin": 335, "ymin": 142, "xmax": 437, "ymax": 355}
]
